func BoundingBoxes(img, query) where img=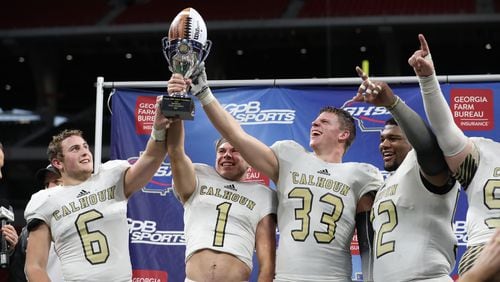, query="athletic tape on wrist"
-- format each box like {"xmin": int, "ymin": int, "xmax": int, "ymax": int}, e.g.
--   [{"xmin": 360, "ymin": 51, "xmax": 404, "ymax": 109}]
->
[
  {"xmin": 418, "ymin": 74, "xmax": 440, "ymax": 96},
  {"xmin": 151, "ymin": 127, "xmax": 166, "ymax": 142},
  {"xmin": 198, "ymin": 87, "xmax": 215, "ymax": 106}
]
